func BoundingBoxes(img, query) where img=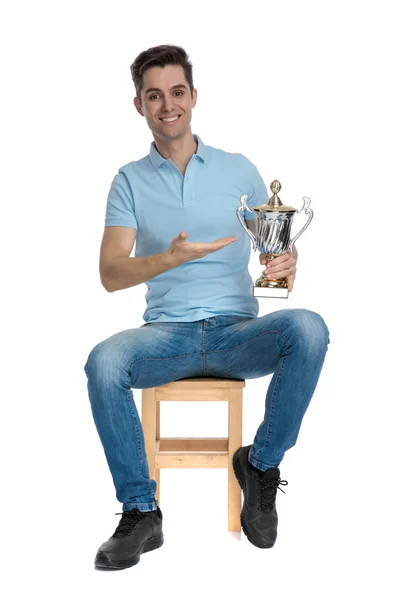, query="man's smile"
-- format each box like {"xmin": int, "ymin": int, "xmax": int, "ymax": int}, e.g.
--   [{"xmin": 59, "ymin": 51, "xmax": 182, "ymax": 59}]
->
[{"xmin": 159, "ymin": 115, "xmax": 182, "ymax": 123}]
